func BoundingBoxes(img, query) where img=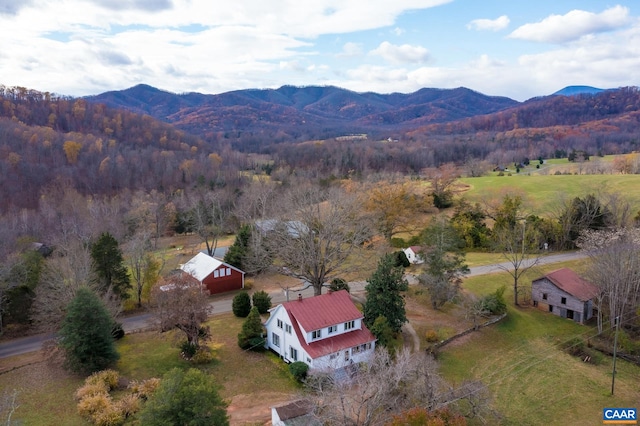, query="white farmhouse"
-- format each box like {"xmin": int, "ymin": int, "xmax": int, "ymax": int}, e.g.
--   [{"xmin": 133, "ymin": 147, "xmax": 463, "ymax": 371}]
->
[{"xmin": 264, "ymin": 290, "xmax": 376, "ymax": 371}]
